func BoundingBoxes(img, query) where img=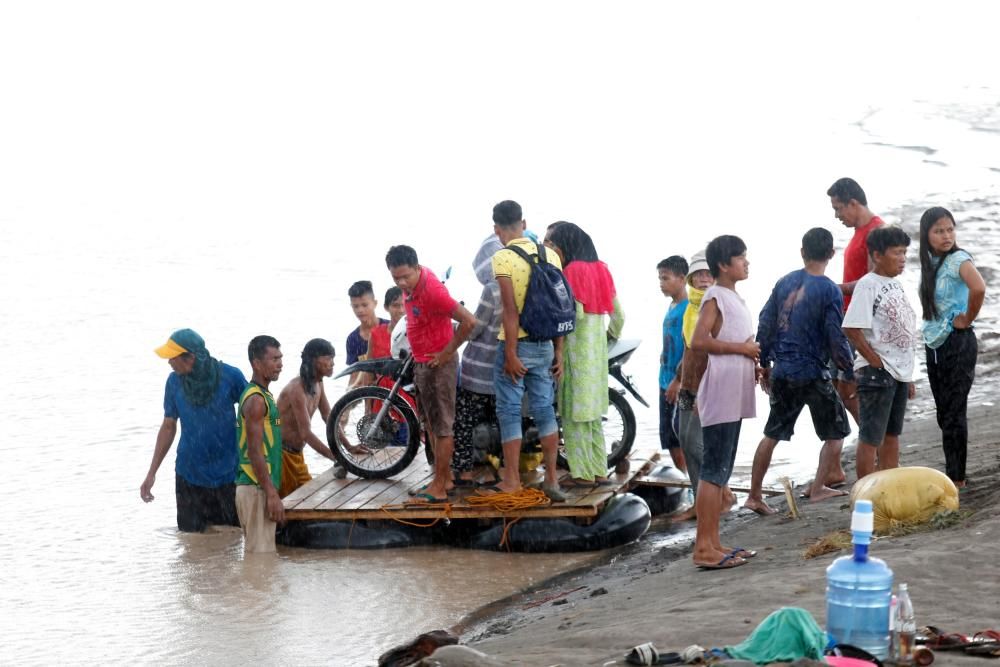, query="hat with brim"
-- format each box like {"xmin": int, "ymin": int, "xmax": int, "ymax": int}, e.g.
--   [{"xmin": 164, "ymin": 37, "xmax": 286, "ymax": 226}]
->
[
  {"xmin": 155, "ymin": 337, "xmax": 190, "ymax": 359},
  {"xmin": 686, "ymin": 250, "xmax": 710, "ymax": 285}
]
